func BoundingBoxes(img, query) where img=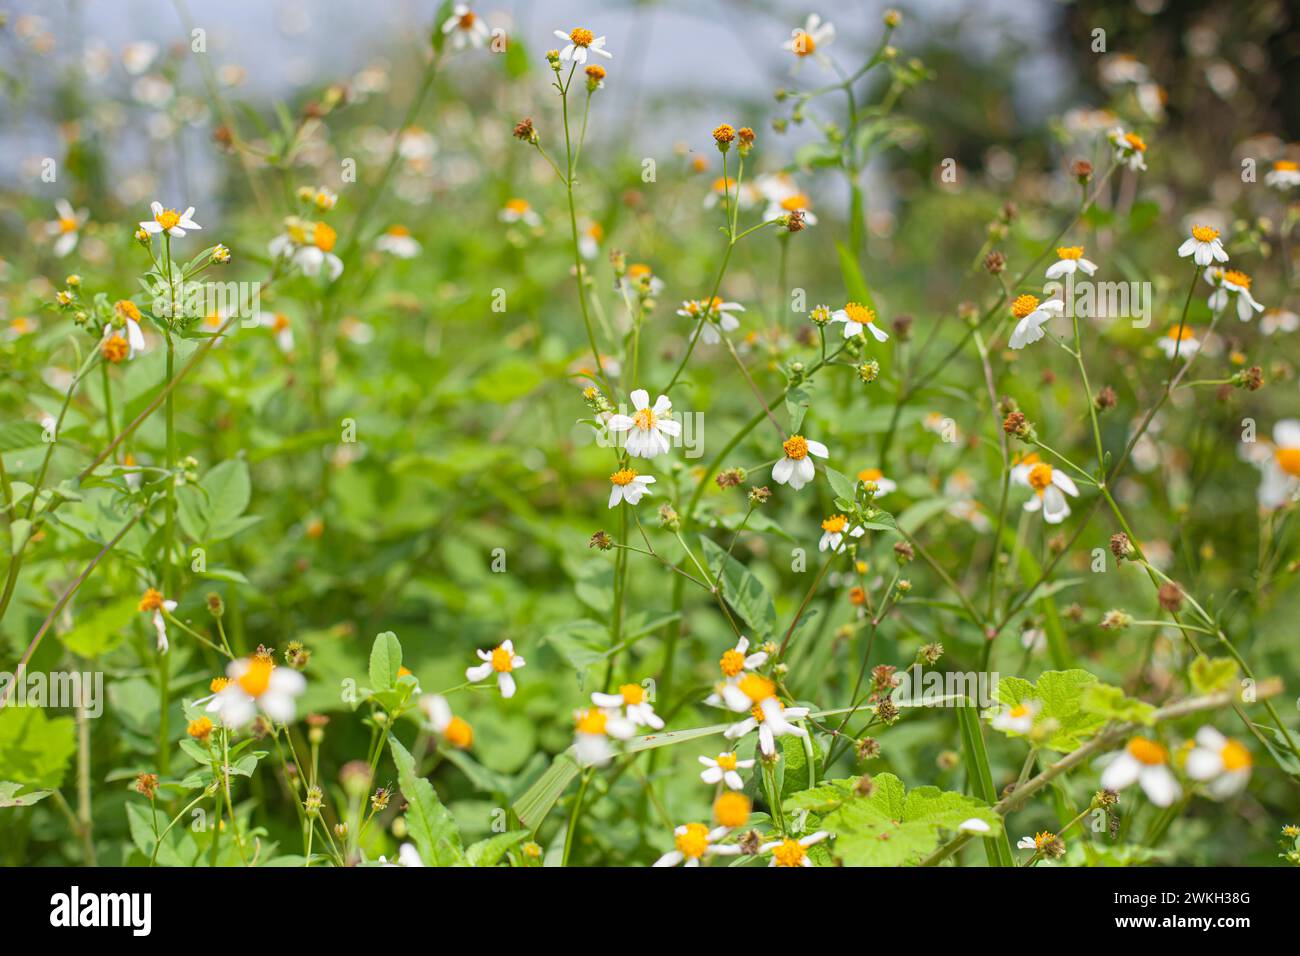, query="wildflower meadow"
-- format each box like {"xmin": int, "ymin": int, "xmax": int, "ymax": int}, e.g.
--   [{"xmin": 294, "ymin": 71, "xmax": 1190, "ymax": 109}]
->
[{"xmin": 2, "ymin": 0, "xmax": 1299, "ymax": 887}]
